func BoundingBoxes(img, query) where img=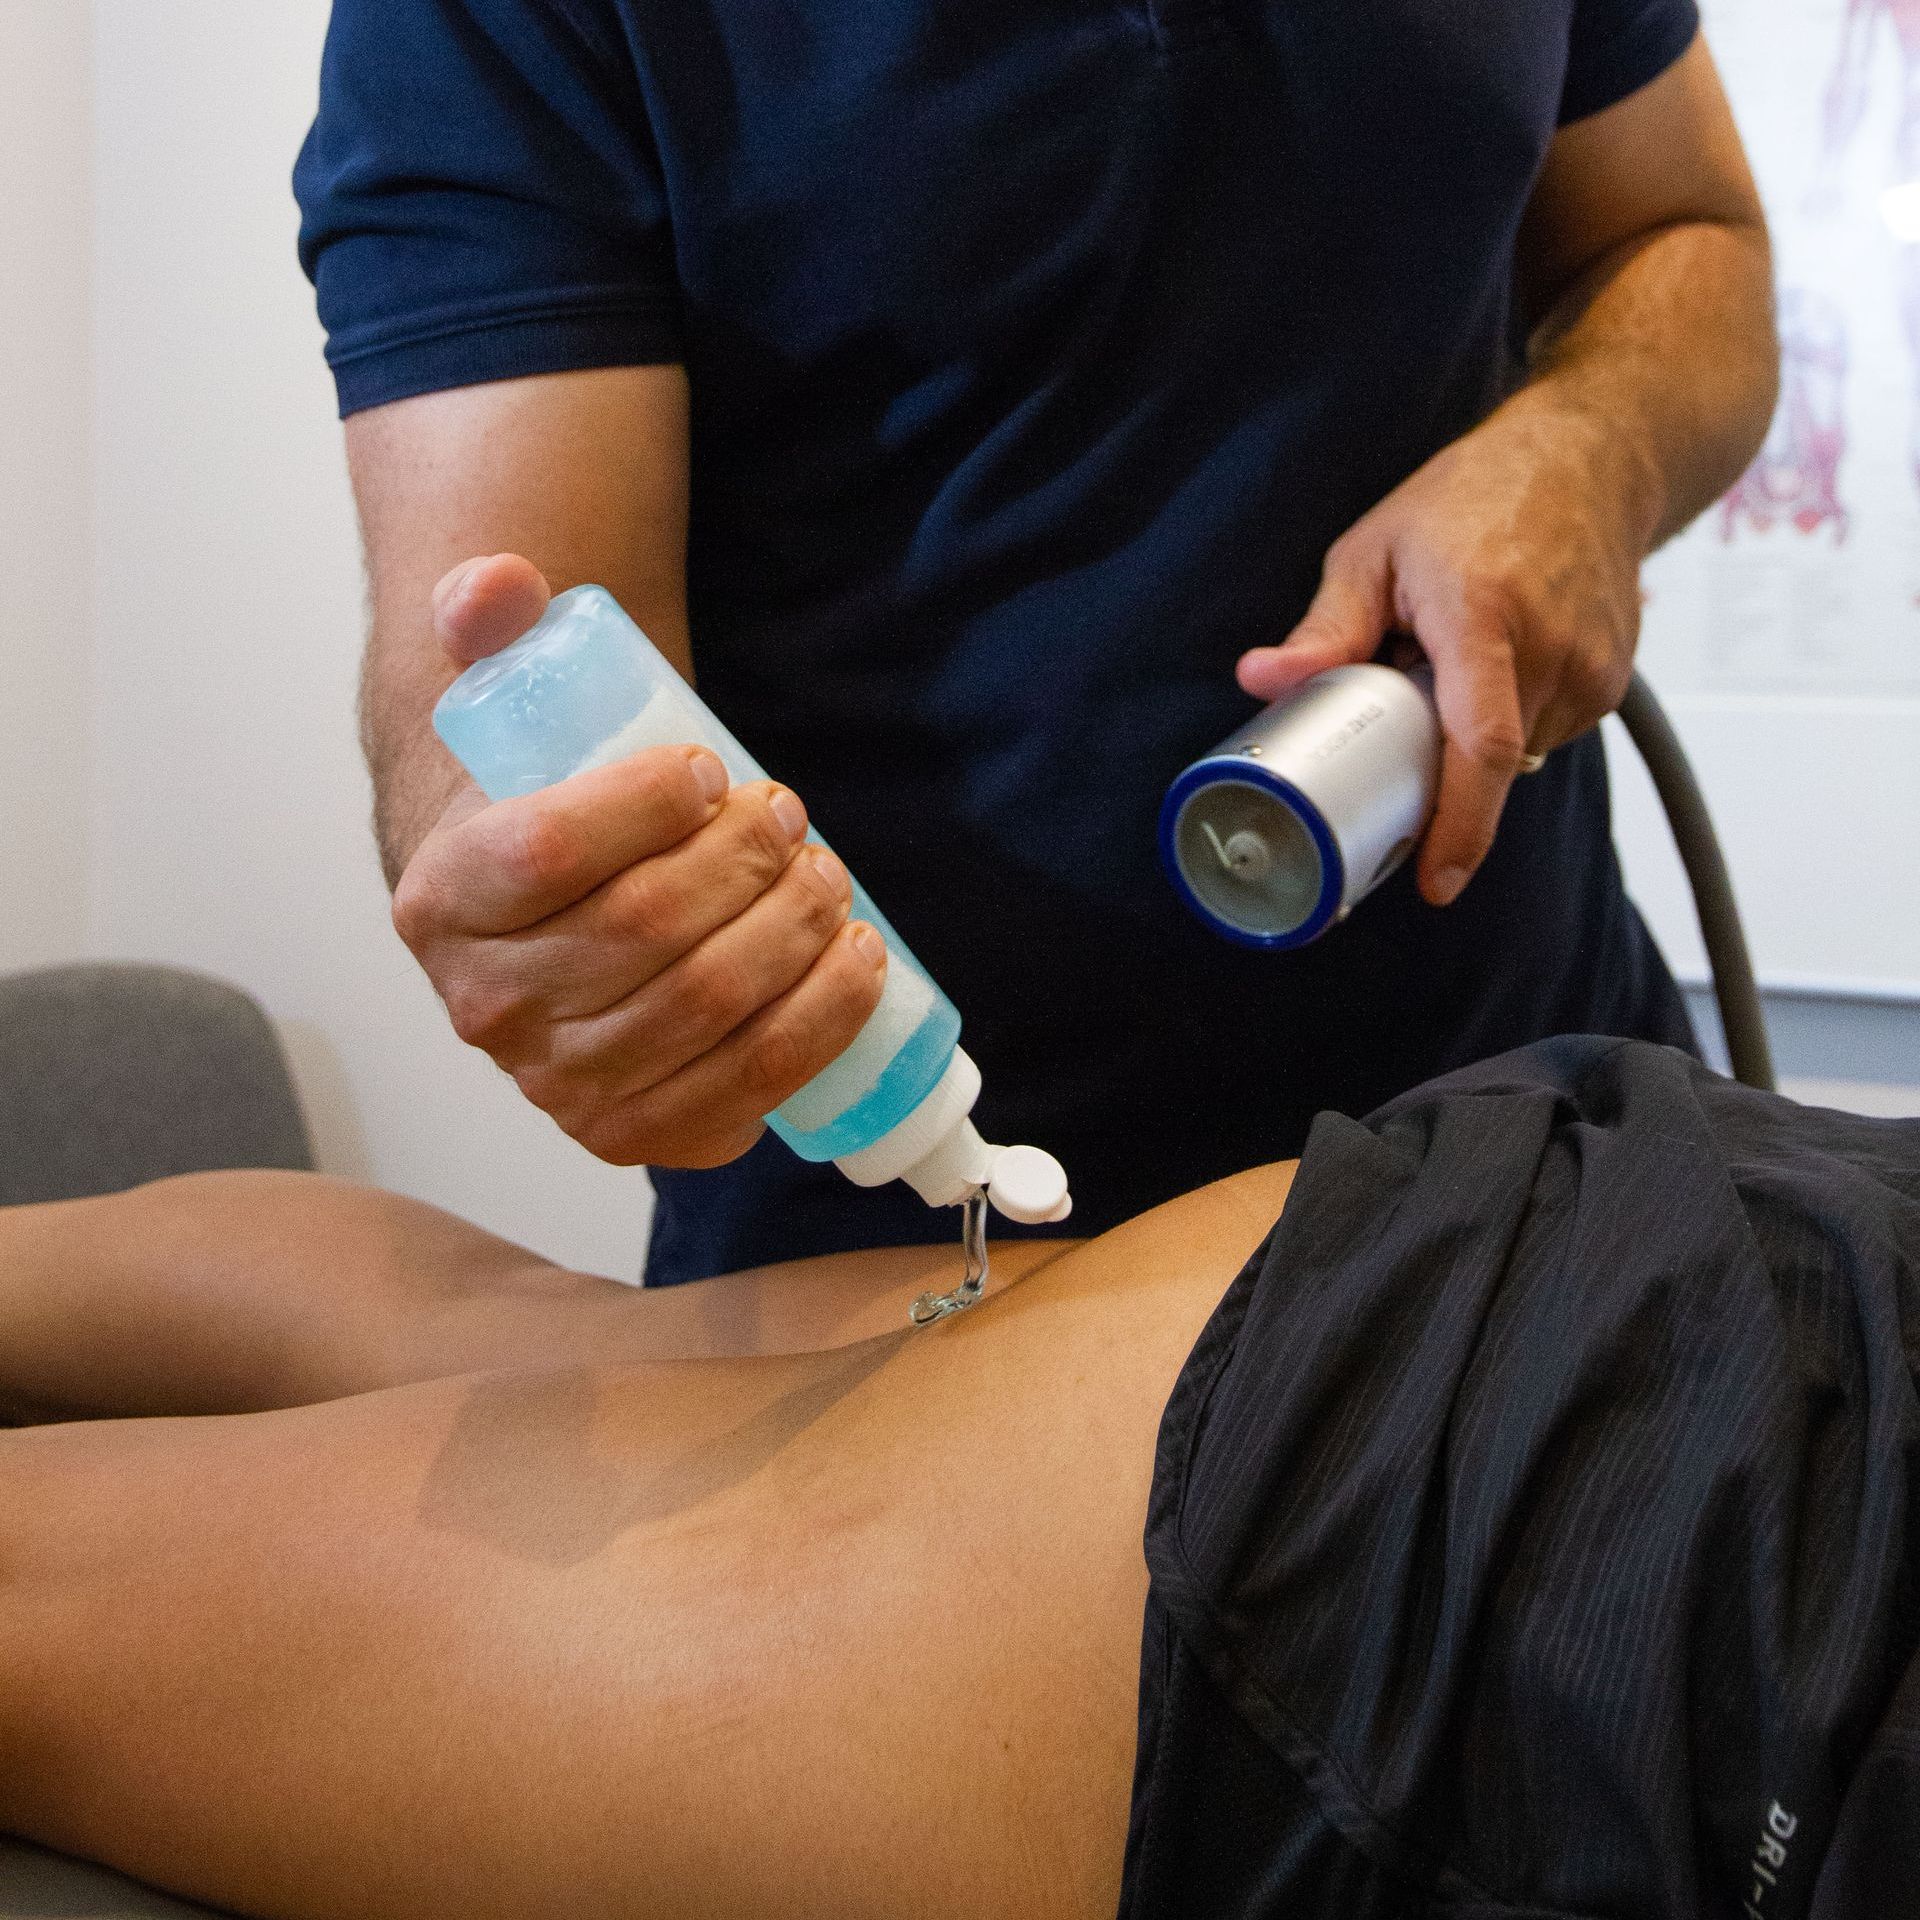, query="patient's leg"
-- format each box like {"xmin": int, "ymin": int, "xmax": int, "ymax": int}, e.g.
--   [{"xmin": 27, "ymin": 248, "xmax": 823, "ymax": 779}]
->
[
  {"xmin": 0, "ymin": 1160, "xmax": 1290, "ymax": 1920},
  {"xmin": 0, "ymin": 1173, "xmax": 596, "ymax": 1420},
  {"xmin": 0, "ymin": 1172, "xmax": 1080, "ymax": 1423}
]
